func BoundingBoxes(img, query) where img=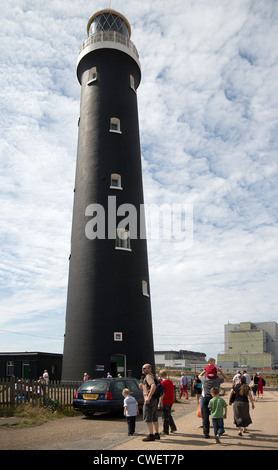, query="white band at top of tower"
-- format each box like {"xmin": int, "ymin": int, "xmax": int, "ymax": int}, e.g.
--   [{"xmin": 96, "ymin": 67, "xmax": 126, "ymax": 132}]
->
[{"xmin": 78, "ymin": 9, "xmax": 140, "ymax": 69}]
